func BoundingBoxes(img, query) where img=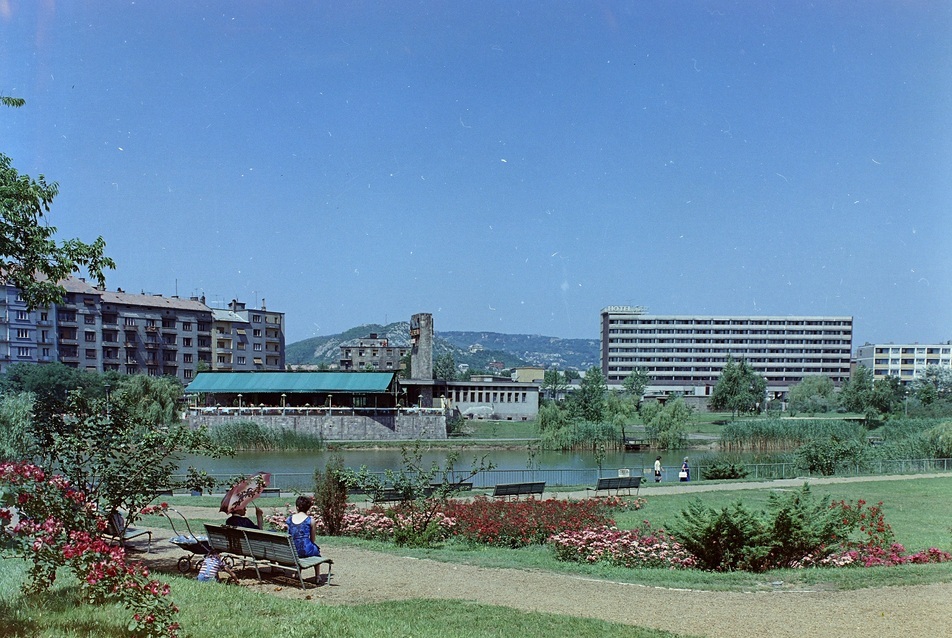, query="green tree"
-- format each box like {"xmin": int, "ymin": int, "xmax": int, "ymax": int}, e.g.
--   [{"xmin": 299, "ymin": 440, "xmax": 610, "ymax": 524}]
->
[
  {"xmin": 621, "ymin": 367, "xmax": 650, "ymax": 403},
  {"xmin": 914, "ymin": 365, "xmax": 952, "ymax": 405},
  {"xmin": 572, "ymin": 366, "xmax": 607, "ymax": 422},
  {"xmin": 870, "ymin": 375, "xmax": 906, "ymax": 415},
  {"xmin": 839, "ymin": 365, "xmax": 874, "ymax": 413},
  {"xmin": 541, "ymin": 368, "xmax": 569, "ymax": 400},
  {"xmin": 0, "ymin": 391, "xmax": 36, "ymax": 461},
  {"xmin": 709, "ymin": 357, "xmax": 767, "ymax": 416},
  {"xmin": 2, "ymin": 97, "xmax": 115, "ymax": 308},
  {"xmin": 641, "ymin": 397, "xmax": 692, "ymax": 448},
  {"xmin": 433, "ymin": 352, "xmax": 457, "ymax": 380},
  {"xmin": 787, "ymin": 375, "xmax": 835, "ymax": 414},
  {"xmin": 27, "ymin": 387, "xmax": 223, "ymax": 527}
]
